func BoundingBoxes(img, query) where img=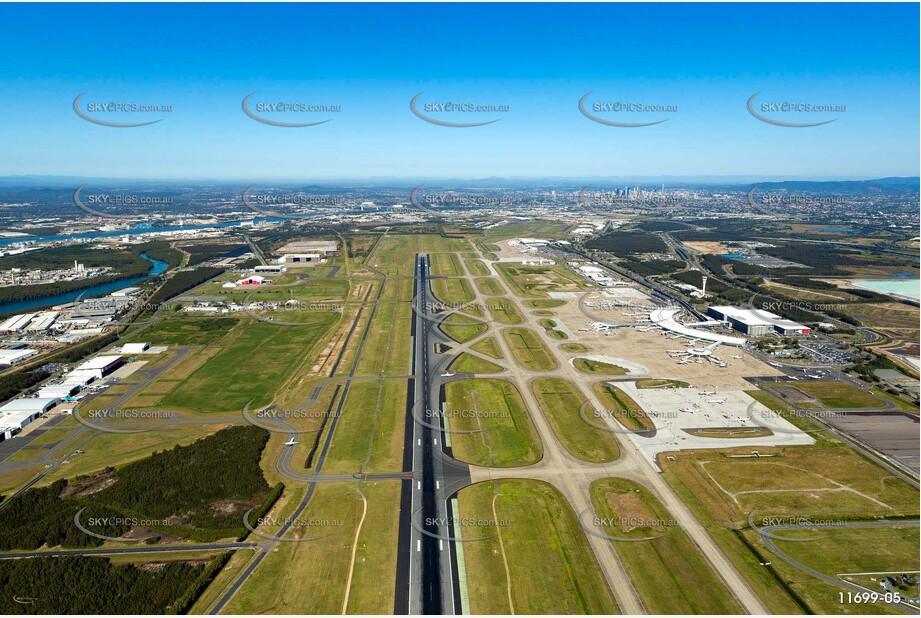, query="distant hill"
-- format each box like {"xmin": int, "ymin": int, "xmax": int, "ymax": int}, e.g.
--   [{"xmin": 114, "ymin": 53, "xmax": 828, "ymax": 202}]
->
[{"xmin": 749, "ymin": 177, "xmax": 919, "ymax": 194}]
